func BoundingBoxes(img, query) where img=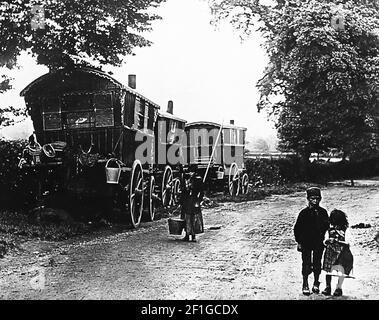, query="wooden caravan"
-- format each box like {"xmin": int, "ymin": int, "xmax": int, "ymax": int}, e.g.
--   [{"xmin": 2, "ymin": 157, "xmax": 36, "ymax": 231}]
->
[
  {"xmin": 184, "ymin": 120, "xmax": 249, "ymax": 196},
  {"xmin": 154, "ymin": 101, "xmax": 187, "ymax": 207},
  {"xmin": 20, "ymin": 67, "xmax": 160, "ymax": 227},
  {"xmin": 18, "ymin": 66, "xmax": 251, "ymax": 227}
]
